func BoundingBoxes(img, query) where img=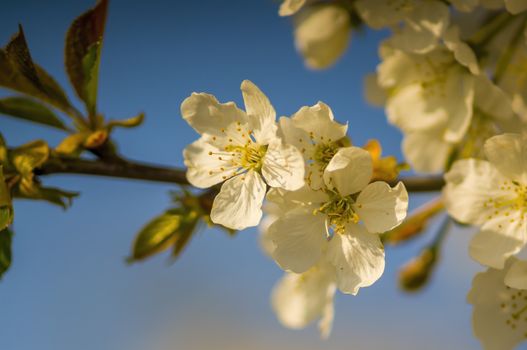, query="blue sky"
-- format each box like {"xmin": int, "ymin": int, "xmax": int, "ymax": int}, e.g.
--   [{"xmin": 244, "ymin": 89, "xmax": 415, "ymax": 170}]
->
[{"xmin": 0, "ymin": 0, "xmax": 491, "ymax": 349}]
